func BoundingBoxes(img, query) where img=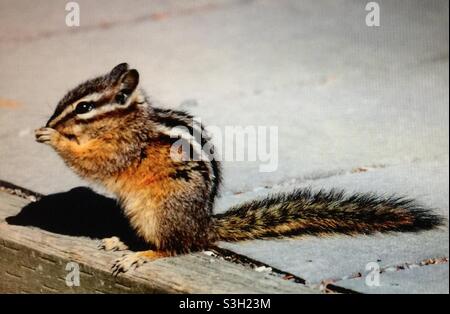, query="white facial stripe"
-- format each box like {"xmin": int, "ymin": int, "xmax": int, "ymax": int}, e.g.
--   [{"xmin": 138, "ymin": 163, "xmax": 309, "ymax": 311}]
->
[
  {"xmin": 81, "ymin": 92, "xmax": 103, "ymax": 102},
  {"xmin": 48, "ymin": 92, "xmax": 104, "ymax": 127},
  {"xmin": 76, "ymin": 103, "xmax": 117, "ymax": 120}
]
